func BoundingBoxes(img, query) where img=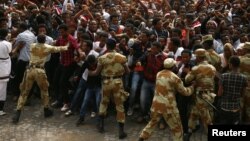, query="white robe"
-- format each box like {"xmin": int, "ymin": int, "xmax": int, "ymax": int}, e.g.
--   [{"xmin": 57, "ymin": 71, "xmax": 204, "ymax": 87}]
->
[{"xmin": 0, "ymin": 40, "xmax": 12, "ymax": 101}]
